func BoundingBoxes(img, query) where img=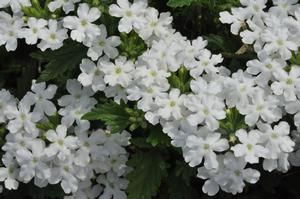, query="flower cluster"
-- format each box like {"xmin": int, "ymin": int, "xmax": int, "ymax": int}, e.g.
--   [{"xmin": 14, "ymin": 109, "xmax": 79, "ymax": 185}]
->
[
  {"xmin": 0, "ymin": 80, "xmax": 131, "ymax": 199},
  {"xmin": 0, "ymin": 0, "xmax": 300, "ymax": 197}
]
